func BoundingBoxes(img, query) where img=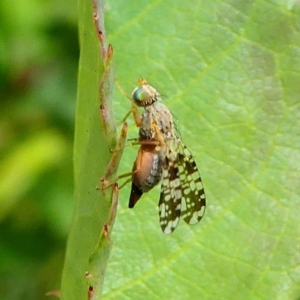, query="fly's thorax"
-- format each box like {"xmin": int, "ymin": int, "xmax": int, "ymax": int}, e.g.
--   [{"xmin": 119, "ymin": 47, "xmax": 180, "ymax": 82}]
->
[
  {"xmin": 132, "ymin": 144, "xmax": 164, "ymax": 192},
  {"xmin": 138, "ymin": 103, "xmax": 176, "ymax": 142},
  {"xmin": 139, "ymin": 127, "xmax": 154, "ymax": 140},
  {"xmin": 139, "ymin": 107, "xmax": 155, "ymax": 139},
  {"xmin": 152, "ymin": 102, "xmax": 174, "ymax": 137}
]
